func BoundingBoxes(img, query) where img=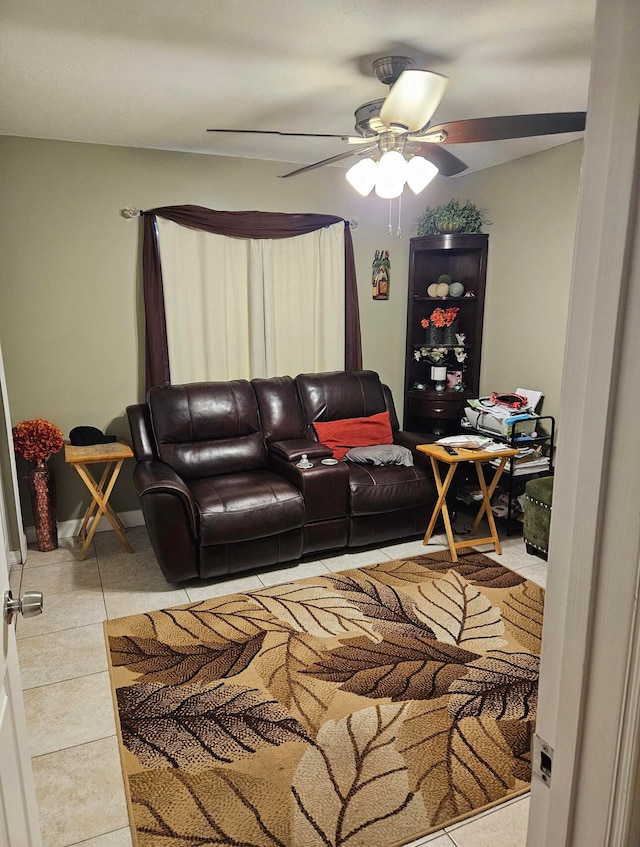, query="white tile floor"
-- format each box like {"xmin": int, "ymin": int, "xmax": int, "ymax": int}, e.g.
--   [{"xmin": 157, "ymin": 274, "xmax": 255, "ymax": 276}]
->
[{"xmin": 11, "ymin": 523, "xmax": 546, "ymax": 847}]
